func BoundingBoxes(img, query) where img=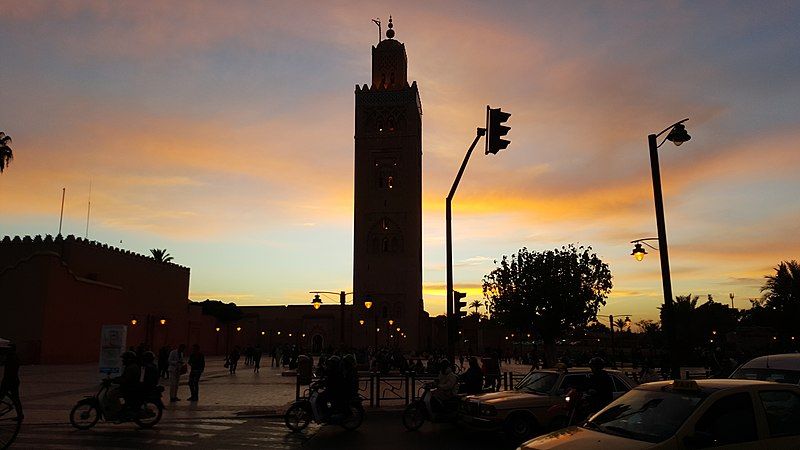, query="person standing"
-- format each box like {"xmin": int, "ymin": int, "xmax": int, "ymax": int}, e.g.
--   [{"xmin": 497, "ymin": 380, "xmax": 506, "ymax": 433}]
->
[
  {"xmin": 158, "ymin": 346, "xmax": 170, "ymax": 379},
  {"xmin": 168, "ymin": 344, "xmax": 186, "ymax": 402},
  {"xmin": 187, "ymin": 344, "xmax": 205, "ymax": 402}
]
